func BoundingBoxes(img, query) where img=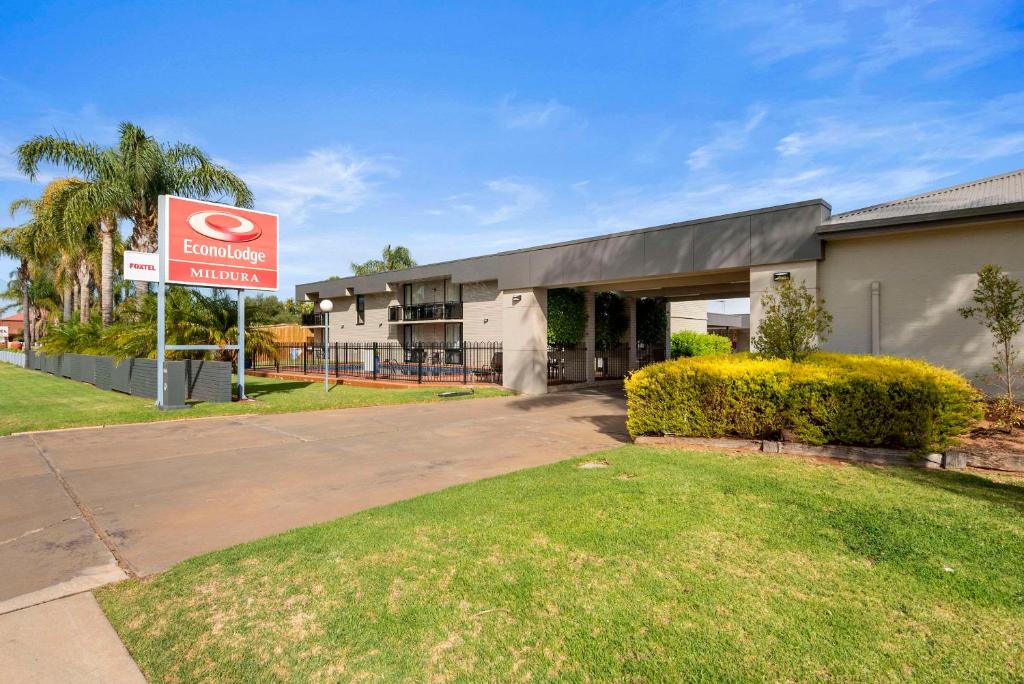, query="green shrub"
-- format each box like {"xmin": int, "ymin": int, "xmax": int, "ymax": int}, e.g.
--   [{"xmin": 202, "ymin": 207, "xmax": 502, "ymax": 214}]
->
[
  {"xmin": 625, "ymin": 353, "xmax": 983, "ymax": 452},
  {"xmin": 671, "ymin": 330, "xmax": 732, "ymax": 358},
  {"xmin": 547, "ymin": 289, "xmax": 586, "ymax": 346}
]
